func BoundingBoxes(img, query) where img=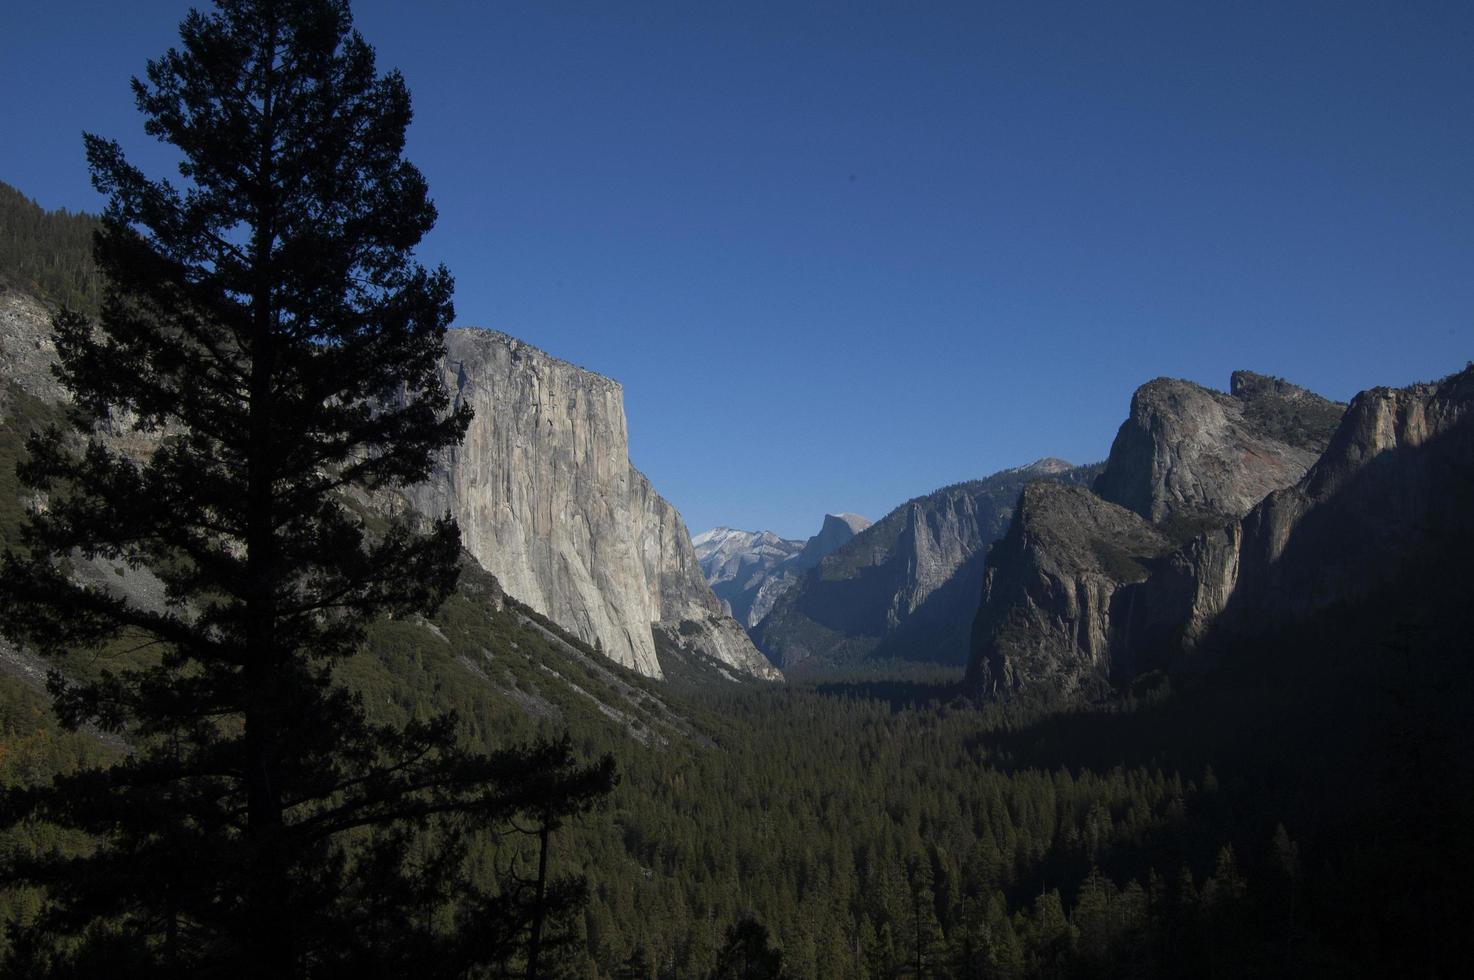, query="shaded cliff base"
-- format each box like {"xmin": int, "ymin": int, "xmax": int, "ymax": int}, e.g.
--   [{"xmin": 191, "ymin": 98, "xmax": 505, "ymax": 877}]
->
[{"xmin": 961, "ymin": 552, "xmax": 1474, "ymax": 977}]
